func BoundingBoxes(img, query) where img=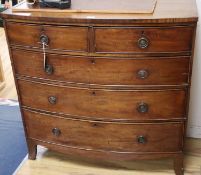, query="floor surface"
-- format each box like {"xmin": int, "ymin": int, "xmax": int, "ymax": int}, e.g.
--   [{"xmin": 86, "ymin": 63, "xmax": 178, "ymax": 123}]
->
[{"xmin": 15, "ymin": 138, "xmax": 201, "ymax": 175}]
